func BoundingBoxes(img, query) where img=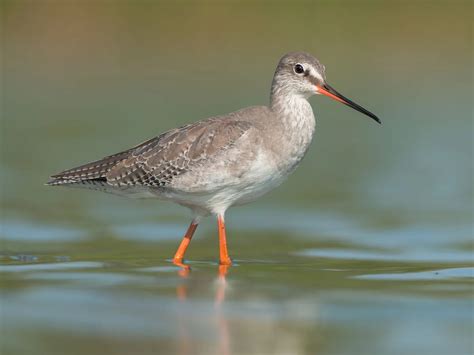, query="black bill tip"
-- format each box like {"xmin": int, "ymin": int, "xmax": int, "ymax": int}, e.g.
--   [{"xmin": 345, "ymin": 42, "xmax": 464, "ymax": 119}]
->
[{"xmin": 318, "ymin": 83, "xmax": 381, "ymax": 124}]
